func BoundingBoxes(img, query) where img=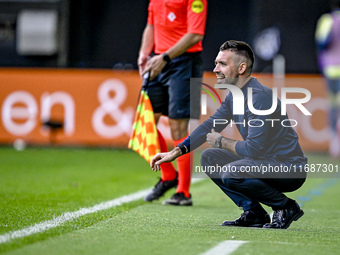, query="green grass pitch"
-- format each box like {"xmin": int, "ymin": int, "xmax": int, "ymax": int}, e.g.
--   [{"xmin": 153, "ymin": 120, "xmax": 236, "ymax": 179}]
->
[{"xmin": 0, "ymin": 147, "xmax": 339, "ymax": 254}]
